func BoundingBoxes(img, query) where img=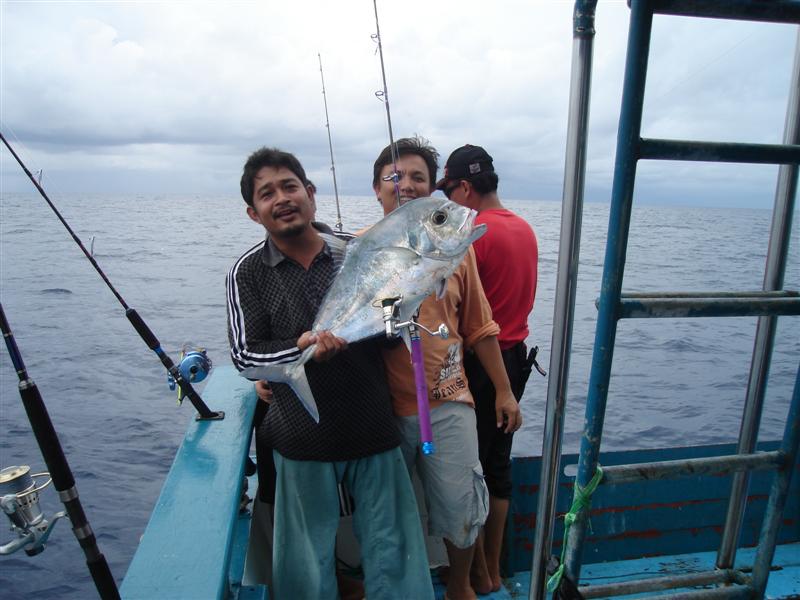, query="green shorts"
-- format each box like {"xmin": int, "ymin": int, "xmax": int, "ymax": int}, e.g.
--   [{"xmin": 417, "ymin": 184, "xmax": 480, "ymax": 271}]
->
[{"xmin": 272, "ymin": 447, "xmax": 434, "ymax": 600}]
